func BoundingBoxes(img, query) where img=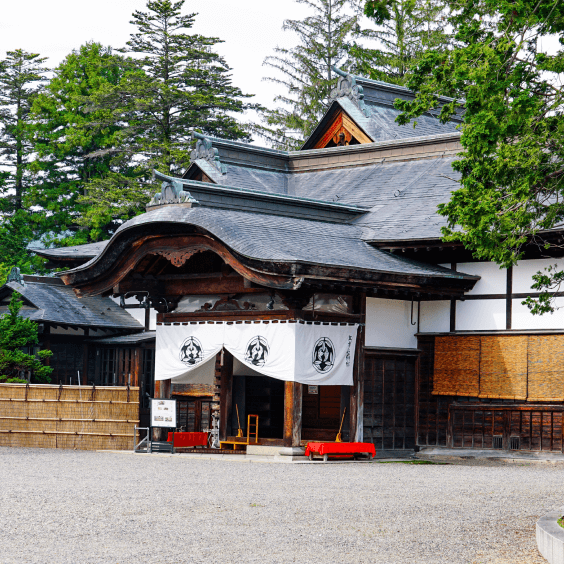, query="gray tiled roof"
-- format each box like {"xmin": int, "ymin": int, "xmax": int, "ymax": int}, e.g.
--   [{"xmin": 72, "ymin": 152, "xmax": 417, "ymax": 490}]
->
[
  {"xmin": 195, "ymin": 155, "xmax": 459, "ymax": 242},
  {"xmin": 0, "ymin": 278, "xmax": 143, "ymax": 329},
  {"xmin": 96, "ymin": 205, "xmax": 472, "ymax": 282},
  {"xmin": 38, "ymin": 241, "xmax": 108, "ymax": 259}
]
